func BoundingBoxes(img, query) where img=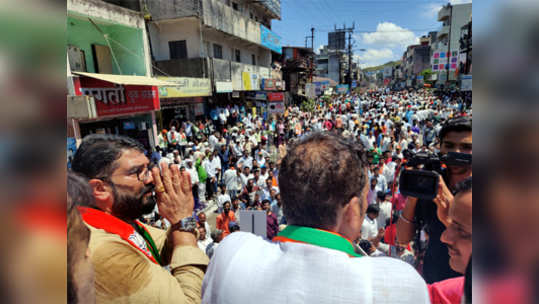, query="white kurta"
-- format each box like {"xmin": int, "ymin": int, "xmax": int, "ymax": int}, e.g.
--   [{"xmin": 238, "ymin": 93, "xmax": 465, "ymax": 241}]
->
[{"xmin": 202, "ymin": 232, "xmax": 430, "ymax": 304}]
